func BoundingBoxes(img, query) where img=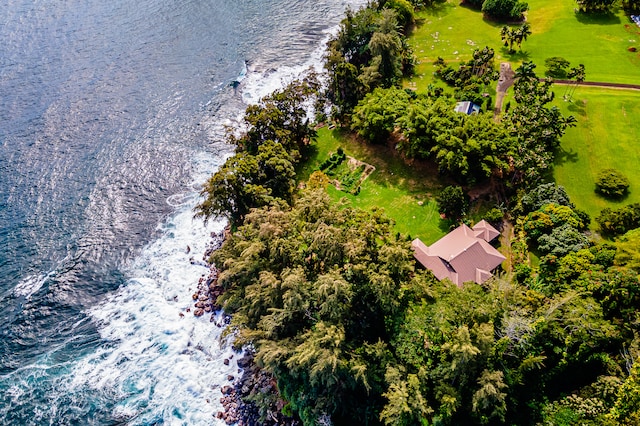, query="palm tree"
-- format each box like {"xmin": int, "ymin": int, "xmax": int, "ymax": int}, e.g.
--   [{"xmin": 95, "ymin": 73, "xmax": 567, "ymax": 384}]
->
[
  {"xmin": 569, "ymin": 64, "xmax": 586, "ymax": 99},
  {"xmin": 563, "ymin": 64, "xmax": 585, "ymax": 101},
  {"xmin": 515, "ymin": 23, "xmax": 532, "ymax": 50},
  {"xmin": 500, "ymin": 26, "xmax": 516, "ymax": 53},
  {"xmin": 514, "ymin": 61, "xmax": 537, "ymax": 83}
]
